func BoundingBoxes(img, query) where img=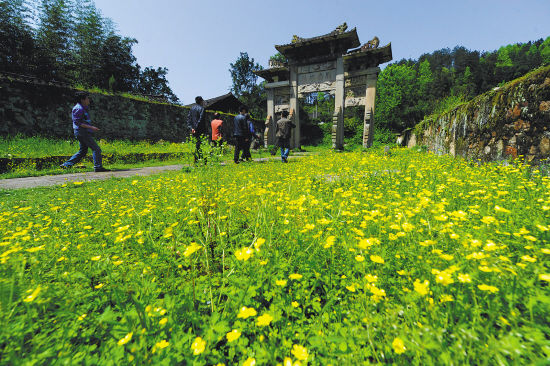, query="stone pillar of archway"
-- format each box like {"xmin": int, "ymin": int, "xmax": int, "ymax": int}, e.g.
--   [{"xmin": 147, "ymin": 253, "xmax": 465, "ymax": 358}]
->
[
  {"xmin": 363, "ymin": 67, "xmax": 380, "ymax": 148},
  {"xmin": 332, "ymin": 56, "xmax": 345, "ymax": 149},
  {"xmin": 265, "ymin": 88, "xmax": 276, "ymax": 147},
  {"xmin": 289, "ymin": 65, "xmax": 300, "ymax": 149}
]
